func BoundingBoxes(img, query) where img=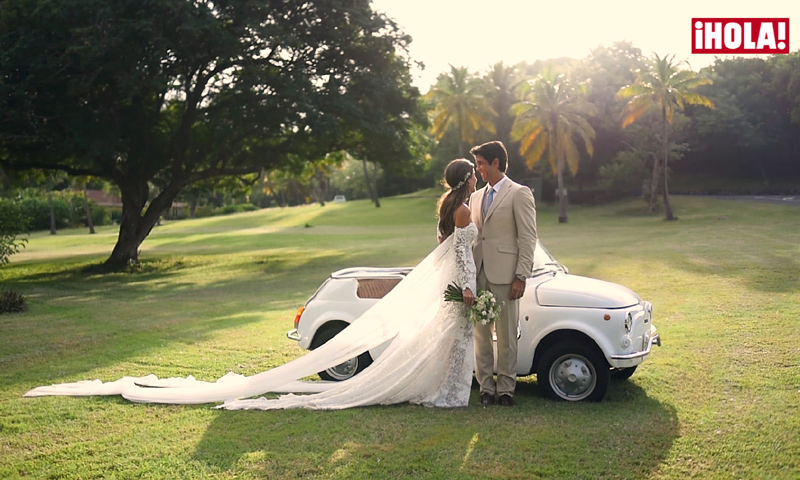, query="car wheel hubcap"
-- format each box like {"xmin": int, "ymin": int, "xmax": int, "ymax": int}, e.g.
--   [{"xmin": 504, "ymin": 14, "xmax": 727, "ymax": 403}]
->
[
  {"xmin": 549, "ymin": 354, "xmax": 596, "ymax": 401},
  {"xmin": 327, "ymin": 357, "xmax": 358, "ymax": 380}
]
